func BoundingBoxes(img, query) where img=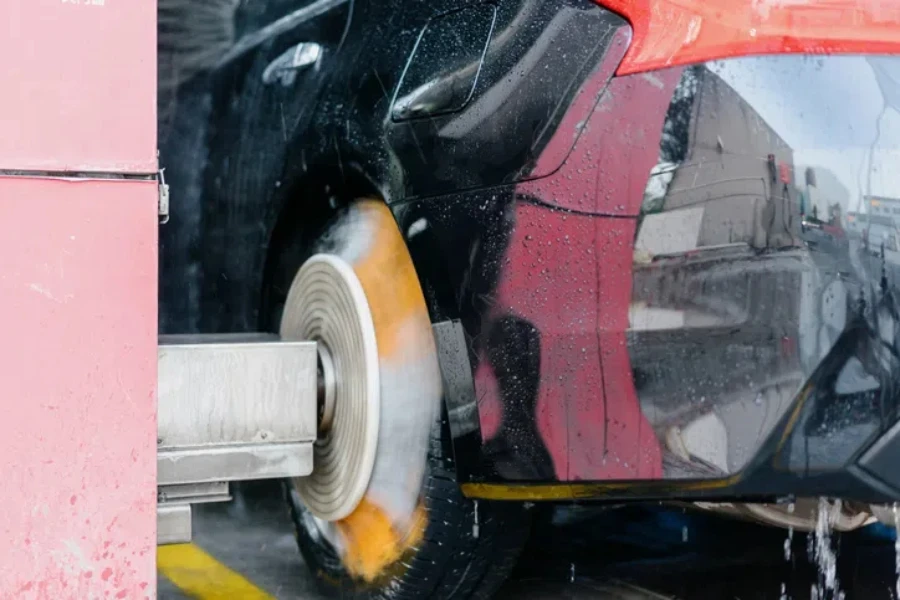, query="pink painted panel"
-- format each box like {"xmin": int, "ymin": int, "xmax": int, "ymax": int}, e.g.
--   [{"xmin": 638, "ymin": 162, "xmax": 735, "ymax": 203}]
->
[
  {"xmin": 0, "ymin": 177, "xmax": 157, "ymax": 598},
  {"xmin": 0, "ymin": 0, "xmax": 156, "ymax": 172}
]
